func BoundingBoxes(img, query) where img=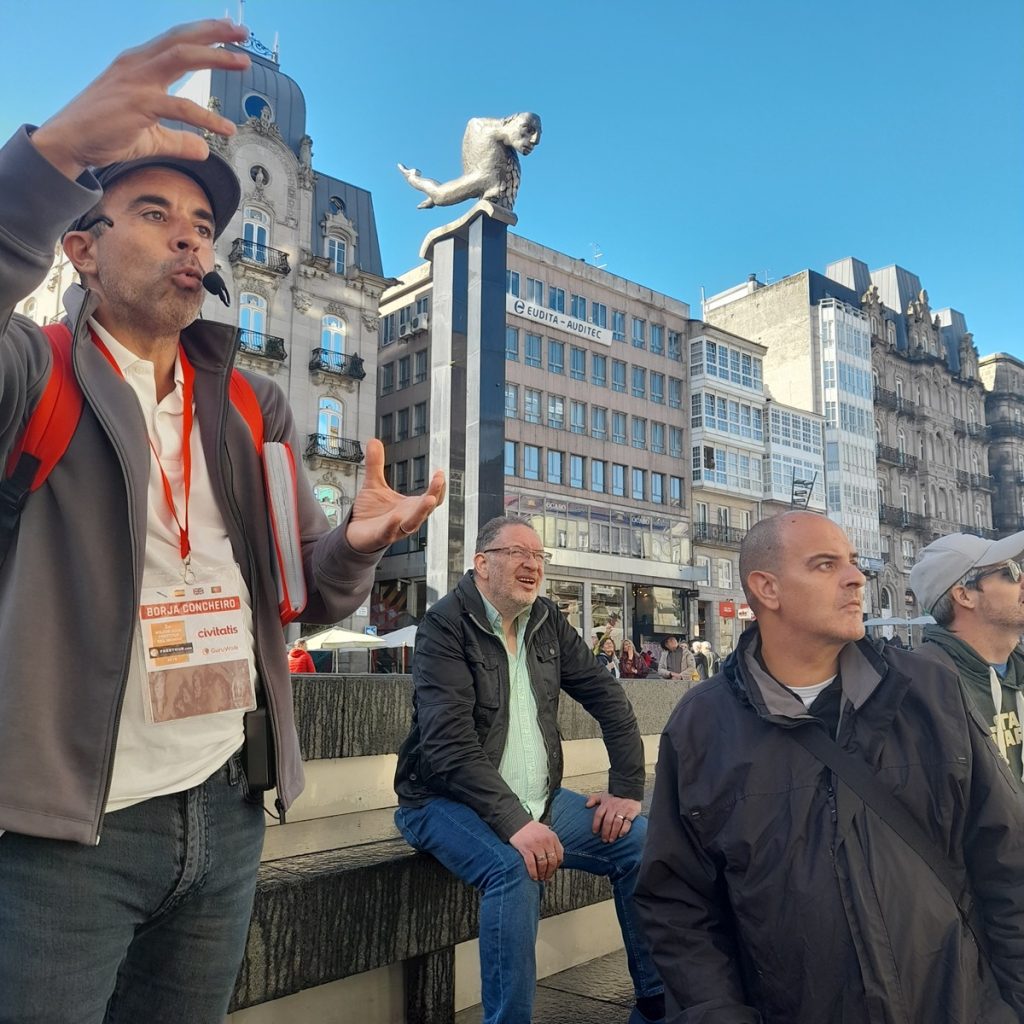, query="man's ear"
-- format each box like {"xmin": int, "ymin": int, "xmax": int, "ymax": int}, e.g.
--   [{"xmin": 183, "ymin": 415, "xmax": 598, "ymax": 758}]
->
[
  {"xmin": 746, "ymin": 570, "xmax": 780, "ymax": 612},
  {"xmin": 472, "ymin": 552, "xmax": 488, "ymax": 580},
  {"xmin": 62, "ymin": 230, "xmax": 99, "ymax": 281},
  {"xmin": 950, "ymin": 584, "xmax": 976, "ymax": 612}
]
